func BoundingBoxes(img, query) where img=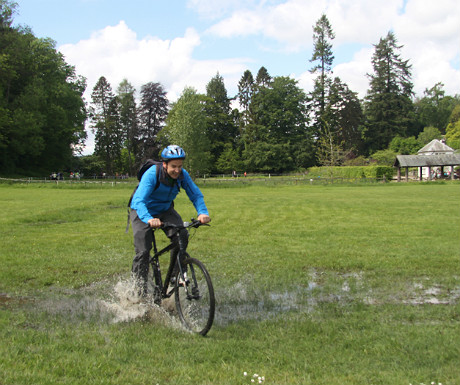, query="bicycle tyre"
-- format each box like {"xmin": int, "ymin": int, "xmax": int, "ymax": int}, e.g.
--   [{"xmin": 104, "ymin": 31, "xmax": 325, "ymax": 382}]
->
[{"xmin": 174, "ymin": 256, "xmax": 215, "ymax": 336}]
